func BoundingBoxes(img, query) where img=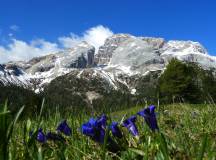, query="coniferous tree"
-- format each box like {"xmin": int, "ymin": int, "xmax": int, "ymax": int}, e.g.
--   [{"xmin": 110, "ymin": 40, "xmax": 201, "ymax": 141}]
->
[{"xmin": 159, "ymin": 59, "xmax": 202, "ymax": 103}]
